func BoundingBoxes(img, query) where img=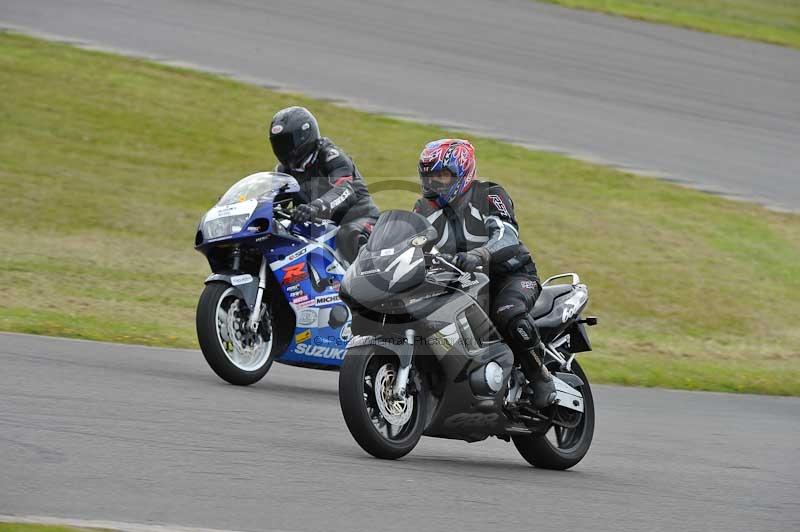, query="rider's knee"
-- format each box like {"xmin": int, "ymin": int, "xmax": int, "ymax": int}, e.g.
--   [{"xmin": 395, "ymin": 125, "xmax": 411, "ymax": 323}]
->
[{"xmin": 505, "ymin": 312, "xmax": 540, "ymax": 349}]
